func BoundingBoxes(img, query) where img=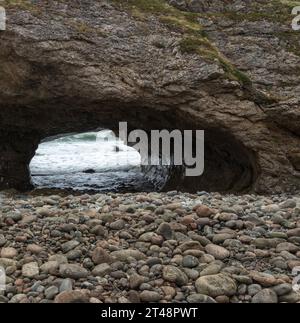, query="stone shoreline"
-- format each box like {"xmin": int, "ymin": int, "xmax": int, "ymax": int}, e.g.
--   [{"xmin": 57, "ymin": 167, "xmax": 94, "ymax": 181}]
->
[{"xmin": 0, "ymin": 191, "xmax": 300, "ymax": 303}]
